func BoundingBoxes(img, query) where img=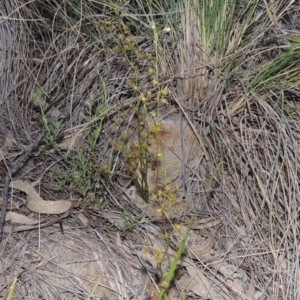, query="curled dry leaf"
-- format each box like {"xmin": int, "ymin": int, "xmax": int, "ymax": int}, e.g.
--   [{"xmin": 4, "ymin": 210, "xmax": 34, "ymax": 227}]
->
[
  {"xmin": 4, "ymin": 210, "xmax": 70, "ymax": 233},
  {"xmin": 10, "ymin": 180, "xmax": 72, "ymax": 214},
  {"xmin": 5, "ymin": 211, "xmax": 40, "ymax": 225}
]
